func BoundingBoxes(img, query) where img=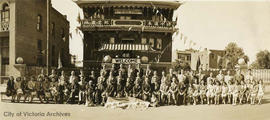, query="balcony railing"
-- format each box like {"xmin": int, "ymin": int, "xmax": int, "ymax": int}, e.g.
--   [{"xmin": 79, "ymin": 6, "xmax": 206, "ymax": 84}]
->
[
  {"xmin": 82, "ymin": 19, "xmax": 177, "ymax": 30},
  {"xmin": 1, "ymin": 21, "xmax": 9, "ymax": 32}
]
